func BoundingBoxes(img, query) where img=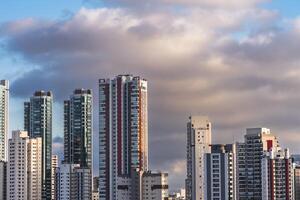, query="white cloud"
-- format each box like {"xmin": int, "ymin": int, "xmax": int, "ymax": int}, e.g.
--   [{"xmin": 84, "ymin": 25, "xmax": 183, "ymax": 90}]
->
[{"xmin": 2, "ymin": 2, "xmax": 300, "ymax": 190}]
